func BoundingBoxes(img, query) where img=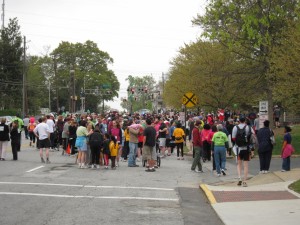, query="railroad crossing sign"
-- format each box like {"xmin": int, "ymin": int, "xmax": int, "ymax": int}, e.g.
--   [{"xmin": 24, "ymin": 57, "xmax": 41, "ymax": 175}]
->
[{"xmin": 182, "ymin": 92, "xmax": 198, "ymax": 108}]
